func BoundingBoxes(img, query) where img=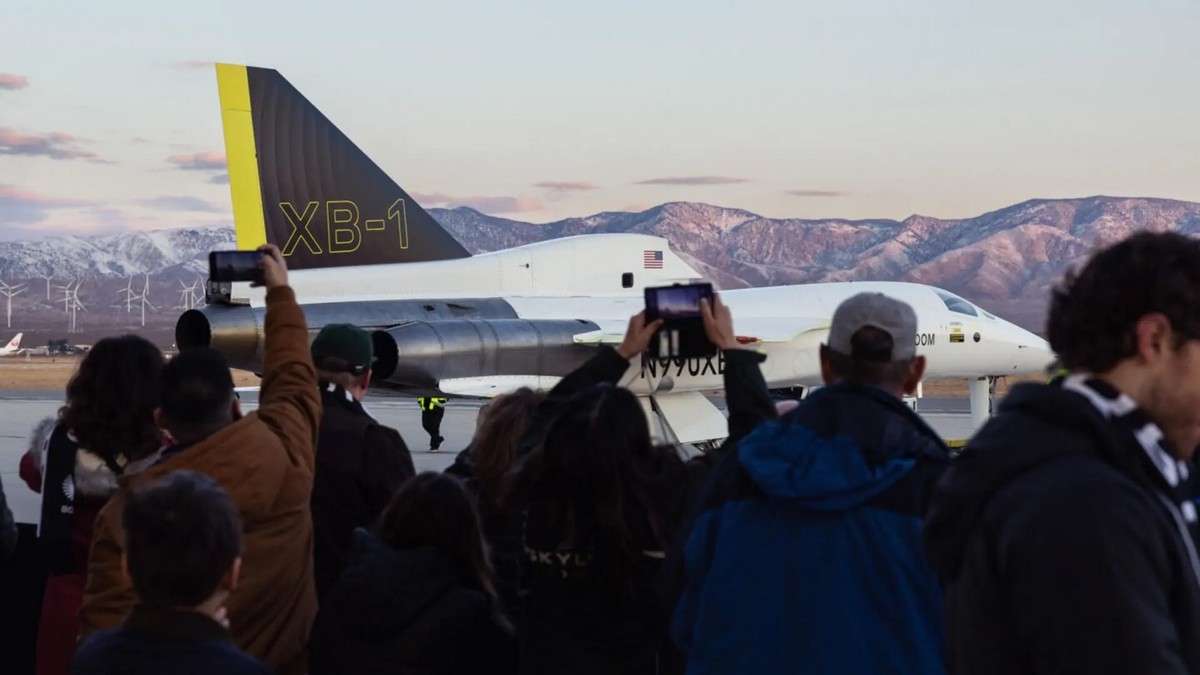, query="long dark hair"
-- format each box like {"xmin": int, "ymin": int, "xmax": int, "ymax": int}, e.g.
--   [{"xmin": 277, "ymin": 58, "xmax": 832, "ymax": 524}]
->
[
  {"xmin": 511, "ymin": 383, "xmax": 669, "ymax": 593},
  {"xmin": 469, "ymin": 387, "xmax": 544, "ymax": 506},
  {"xmin": 60, "ymin": 335, "xmax": 164, "ymax": 465},
  {"xmin": 375, "ymin": 472, "xmax": 509, "ymax": 629}
]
